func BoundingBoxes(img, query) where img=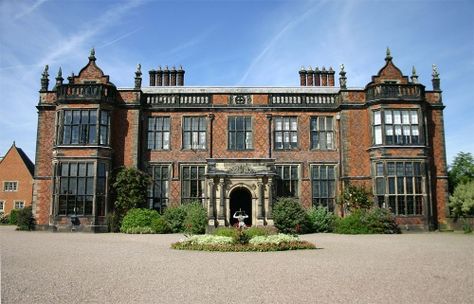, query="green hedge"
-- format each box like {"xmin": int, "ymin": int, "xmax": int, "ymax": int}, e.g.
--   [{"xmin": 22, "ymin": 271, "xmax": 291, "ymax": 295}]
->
[
  {"xmin": 120, "ymin": 208, "xmax": 160, "ymax": 233},
  {"xmin": 334, "ymin": 208, "xmax": 400, "ymax": 234},
  {"xmin": 16, "ymin": 206, "xmax": 35, "ymax": 231}
]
